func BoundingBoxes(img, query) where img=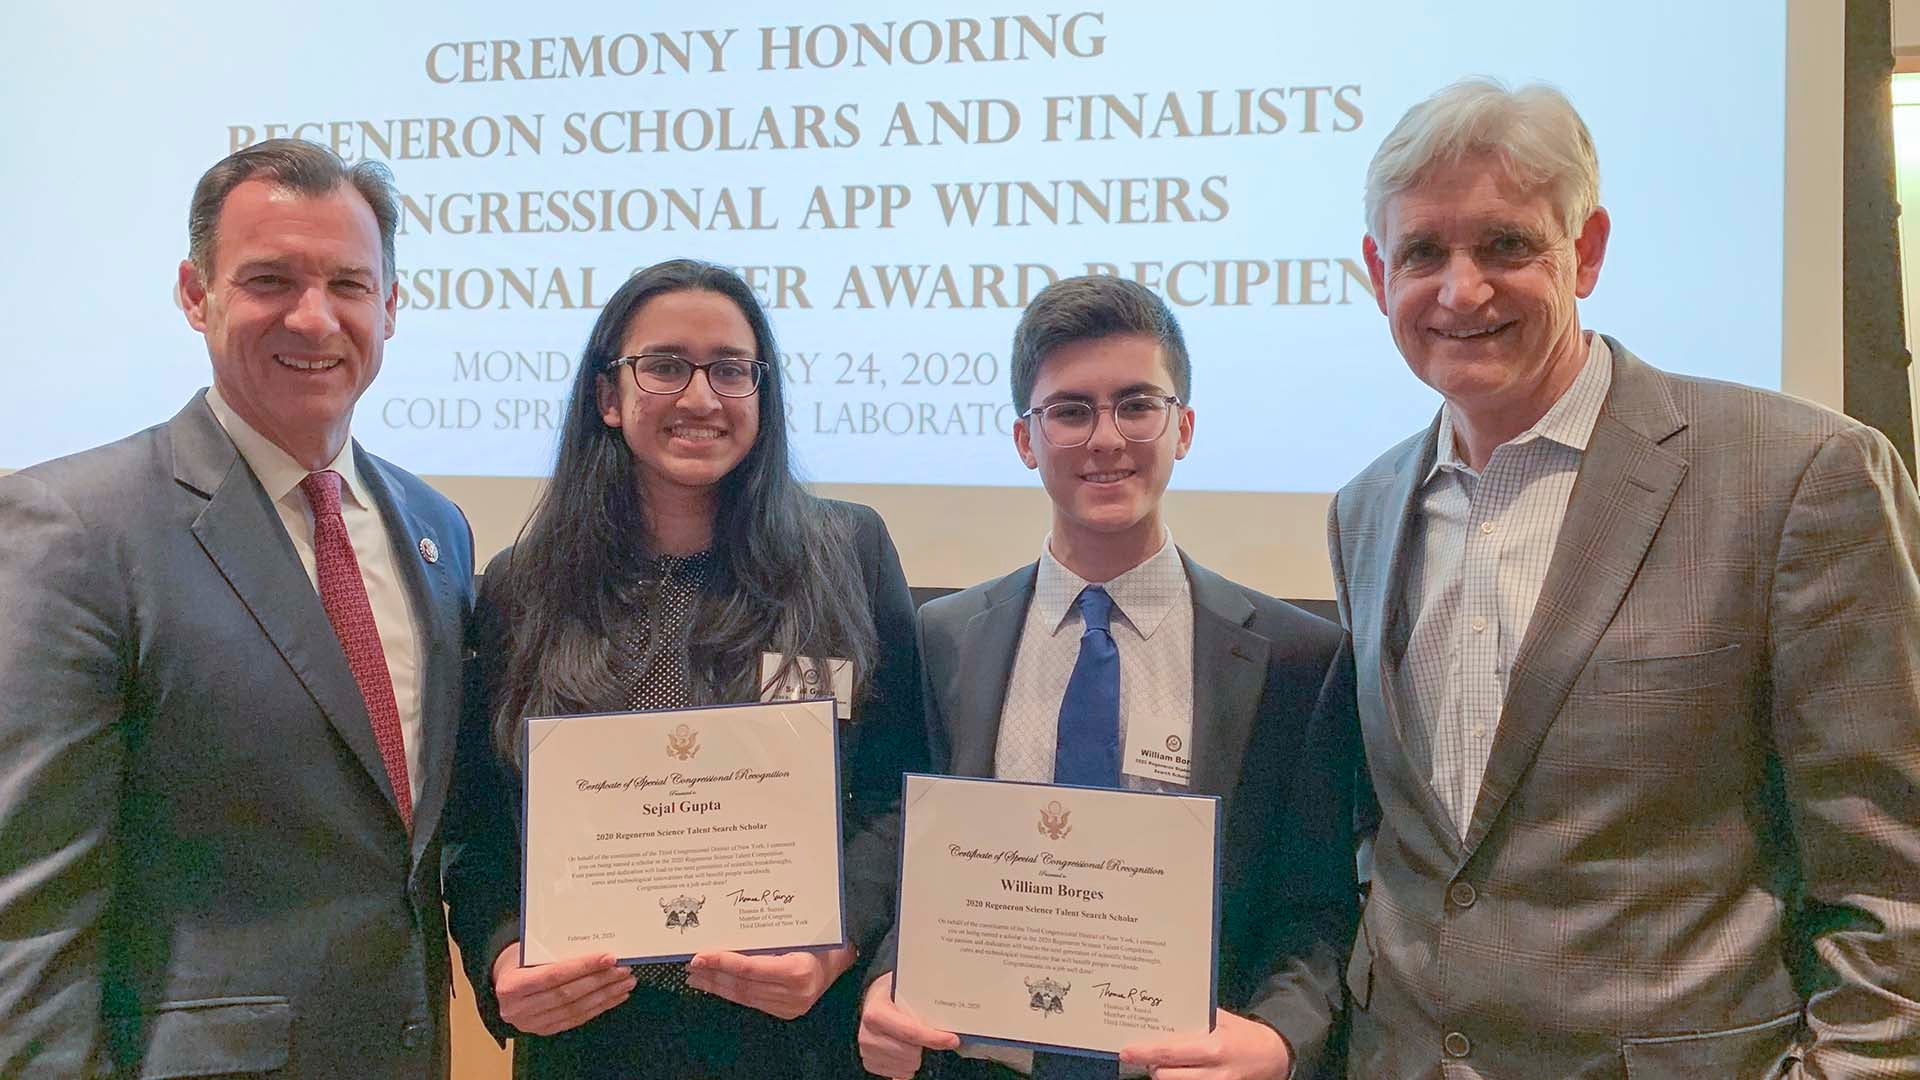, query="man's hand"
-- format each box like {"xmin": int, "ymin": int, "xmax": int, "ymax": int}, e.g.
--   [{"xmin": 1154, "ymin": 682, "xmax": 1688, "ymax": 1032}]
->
[
  {"xmin": 1117, "ymin": 1009, "xmax": 1292, "ymax": 1080},
  {"xmin": 857, "ymin": 972, "xmax": 961, "ymax": 1077},
  {"xmin": 685, "ymin": 944, "xmax": 855, "ymax": 1020},
  {"xmin": 491, "ymin": 944, "xmax": 636, "ymax": 1036}
]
